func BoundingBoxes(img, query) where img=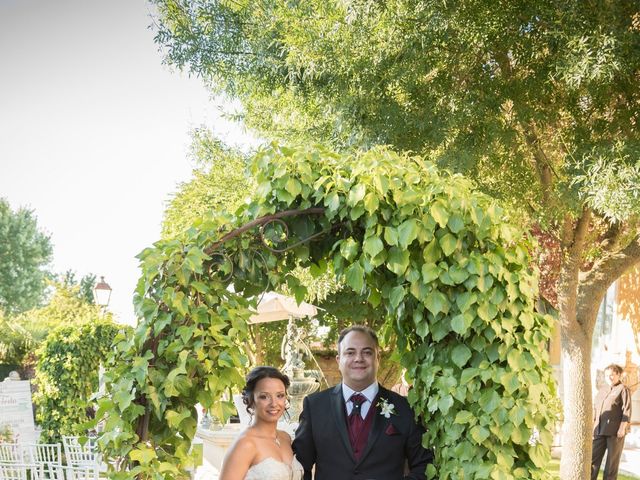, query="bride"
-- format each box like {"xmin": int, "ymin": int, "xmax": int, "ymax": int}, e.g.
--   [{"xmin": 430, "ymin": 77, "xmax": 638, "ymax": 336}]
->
[{"xmin": 219, "ymin": 366, "xmax": 303, "ymax": 480}]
